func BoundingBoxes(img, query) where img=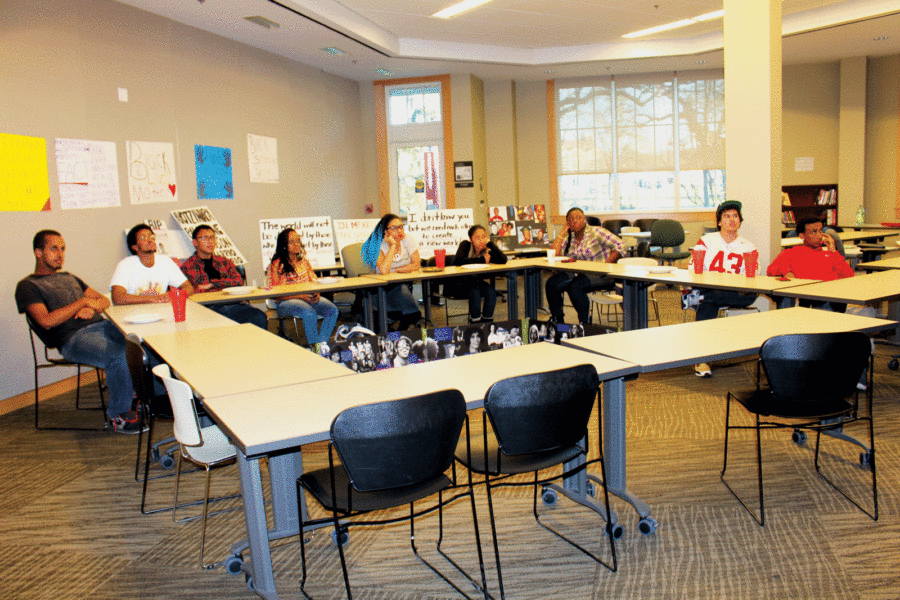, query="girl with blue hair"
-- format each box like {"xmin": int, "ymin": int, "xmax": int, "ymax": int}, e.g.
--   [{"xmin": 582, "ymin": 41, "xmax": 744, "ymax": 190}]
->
[{"xmin": 361, "ymin": 214, "xmax": 422, "ymax": 331}]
